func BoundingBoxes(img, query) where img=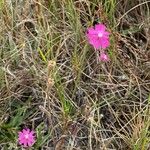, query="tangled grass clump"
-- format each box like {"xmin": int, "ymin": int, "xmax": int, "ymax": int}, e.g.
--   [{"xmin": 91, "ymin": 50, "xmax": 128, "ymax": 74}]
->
[{"xmin": 0, "ymin": 0, "xmax": 150, "ymax": 149}]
